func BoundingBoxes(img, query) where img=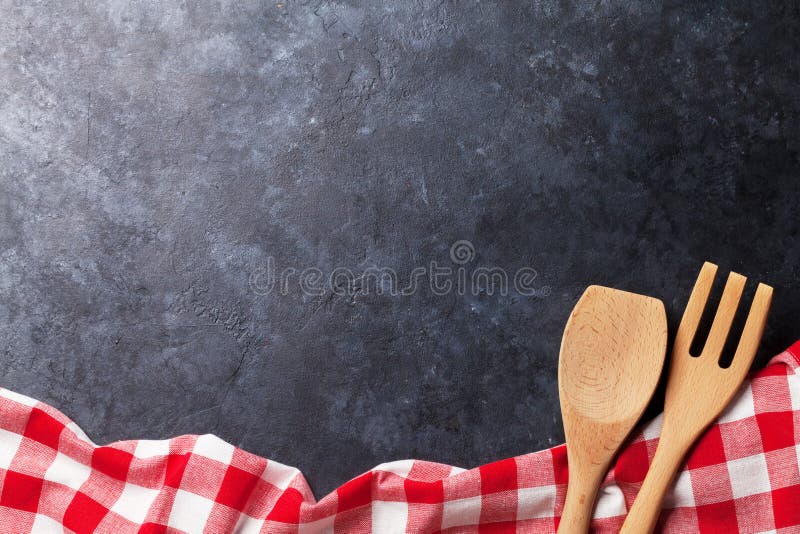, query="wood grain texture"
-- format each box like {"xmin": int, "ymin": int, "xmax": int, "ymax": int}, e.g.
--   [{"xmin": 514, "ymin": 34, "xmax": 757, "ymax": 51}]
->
[
  {"xmin": 558, "ymin": 286, "xmax": 667, "ymax": 534},
  {"xmin": 619, "ymin": 263, "xmax": 773, "ymax": 533}
]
